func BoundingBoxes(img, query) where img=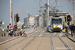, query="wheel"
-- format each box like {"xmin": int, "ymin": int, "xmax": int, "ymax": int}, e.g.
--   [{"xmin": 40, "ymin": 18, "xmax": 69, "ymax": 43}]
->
[{"xmin": 22, "ymin": 33, "xmax": 27, "ymax": 37}]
